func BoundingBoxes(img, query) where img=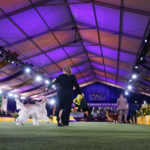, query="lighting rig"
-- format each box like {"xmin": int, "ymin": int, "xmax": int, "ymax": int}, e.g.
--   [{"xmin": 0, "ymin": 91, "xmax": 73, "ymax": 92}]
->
[
  {"xmin": 0, "ymin": 46, "xmax": 56, "ymax": 100},
  {"xmin": 124, "ymin": 30, "xmax": 150, "ymax": 96}
]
